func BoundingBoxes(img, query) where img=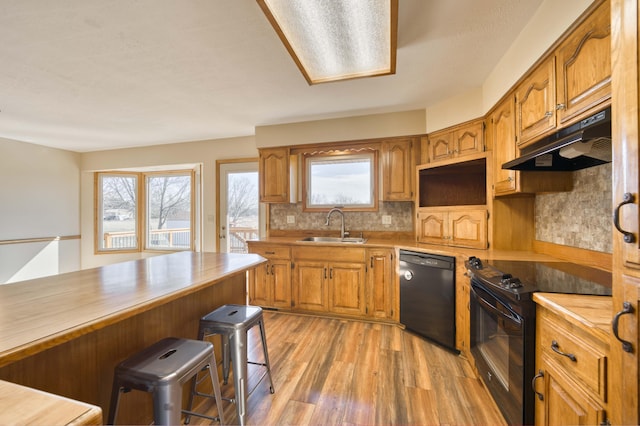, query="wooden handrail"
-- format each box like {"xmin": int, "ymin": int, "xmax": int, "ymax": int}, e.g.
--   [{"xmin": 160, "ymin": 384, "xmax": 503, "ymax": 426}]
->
[{"xmin": 0, "ymin": 235, "xmax": 80, "ymax": 246}]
